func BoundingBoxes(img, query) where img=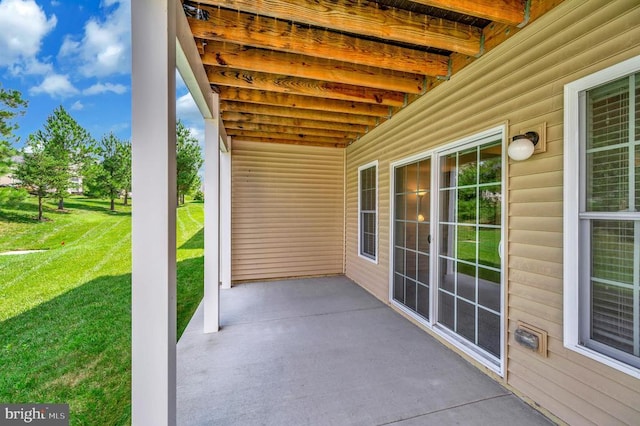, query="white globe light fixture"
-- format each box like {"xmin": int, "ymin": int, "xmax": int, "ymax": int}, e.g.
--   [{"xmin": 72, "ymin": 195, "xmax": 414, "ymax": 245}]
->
[{"xmin": 508, "ymin": 131, "xmax": 539, "ymax": 161}]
